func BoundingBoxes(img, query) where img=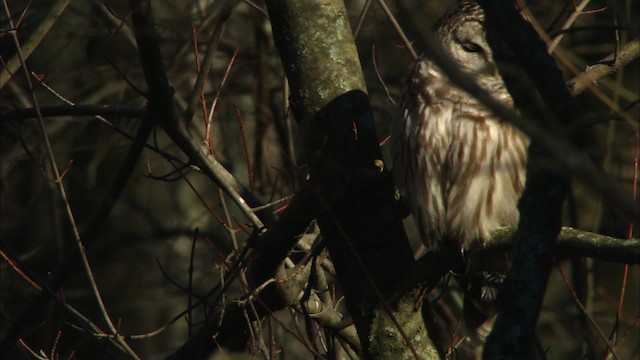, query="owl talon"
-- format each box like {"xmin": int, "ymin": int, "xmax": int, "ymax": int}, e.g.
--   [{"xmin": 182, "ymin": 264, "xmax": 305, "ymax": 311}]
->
[{"xmin": 468, "ymin": 271, "xmax": 505, "ymax": 315}]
